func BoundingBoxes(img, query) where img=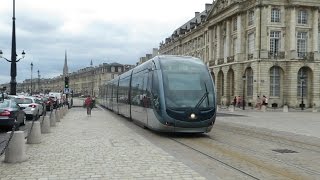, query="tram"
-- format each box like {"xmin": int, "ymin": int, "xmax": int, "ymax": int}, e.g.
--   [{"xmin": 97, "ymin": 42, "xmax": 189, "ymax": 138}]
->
[{"xmin": 99, "ymin": 55, "xmax": 216, "ymax": 133}]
